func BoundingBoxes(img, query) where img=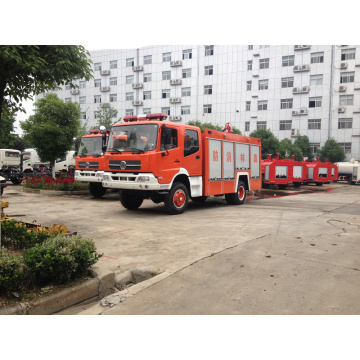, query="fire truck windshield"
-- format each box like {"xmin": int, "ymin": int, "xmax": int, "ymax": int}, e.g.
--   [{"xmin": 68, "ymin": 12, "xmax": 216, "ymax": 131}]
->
[
  {"xmin": 108, "ymin": 124, "xmax": 158, "ymax": 152},
  {"xmin": 78, "ymin": 136, "xmax": 104, "ymax": 156}
]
